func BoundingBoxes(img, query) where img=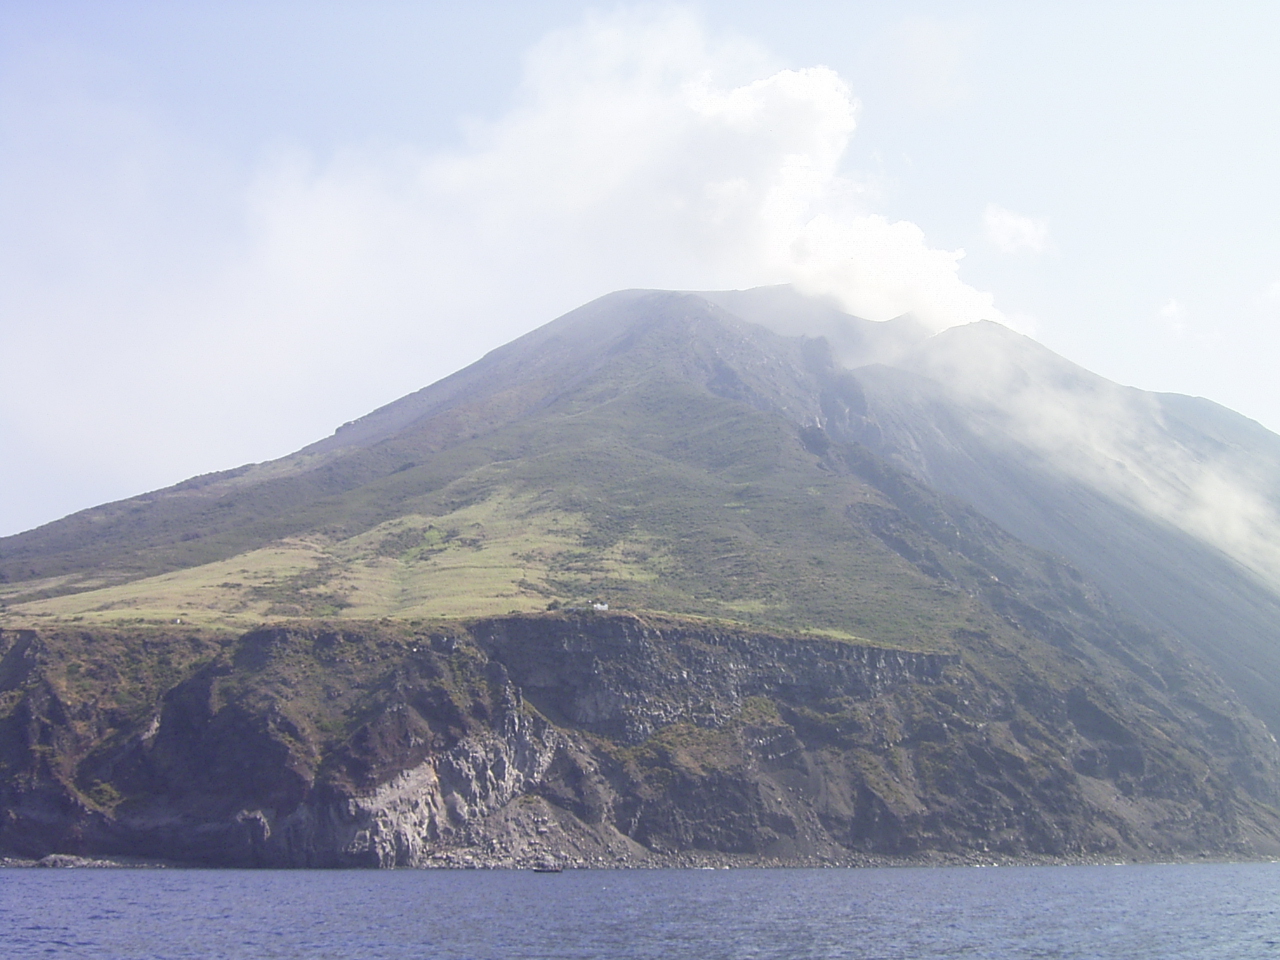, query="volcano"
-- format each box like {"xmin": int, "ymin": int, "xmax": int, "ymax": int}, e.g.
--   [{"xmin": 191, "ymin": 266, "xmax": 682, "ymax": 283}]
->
[{"xmin": 3, "ymin": 288, "xmax": 1280, "ymax": 867}]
